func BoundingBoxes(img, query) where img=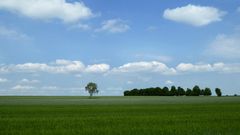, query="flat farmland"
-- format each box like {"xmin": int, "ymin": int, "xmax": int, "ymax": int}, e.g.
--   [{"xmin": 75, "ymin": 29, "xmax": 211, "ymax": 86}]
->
[{"xmin": 0, "ymin": 96, "xmax": 239, "ymax": 135}]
